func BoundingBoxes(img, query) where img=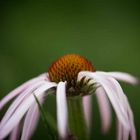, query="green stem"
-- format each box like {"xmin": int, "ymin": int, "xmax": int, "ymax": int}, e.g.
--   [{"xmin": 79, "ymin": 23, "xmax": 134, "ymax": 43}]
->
[{"xmin": 67, "ymin": 97, "xmax": 88, "ymax": 140}]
